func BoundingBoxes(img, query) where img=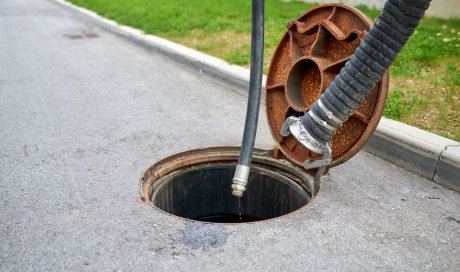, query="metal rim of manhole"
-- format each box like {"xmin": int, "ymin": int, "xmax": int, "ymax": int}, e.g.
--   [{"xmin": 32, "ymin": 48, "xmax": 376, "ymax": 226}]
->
[
  {"xmin": 266, "ymin": 3, "xmax": 389, "ymax": 167},
  {"xmin": 139, "ymin": 147, "xmax": 315, "ymax": 224}
]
